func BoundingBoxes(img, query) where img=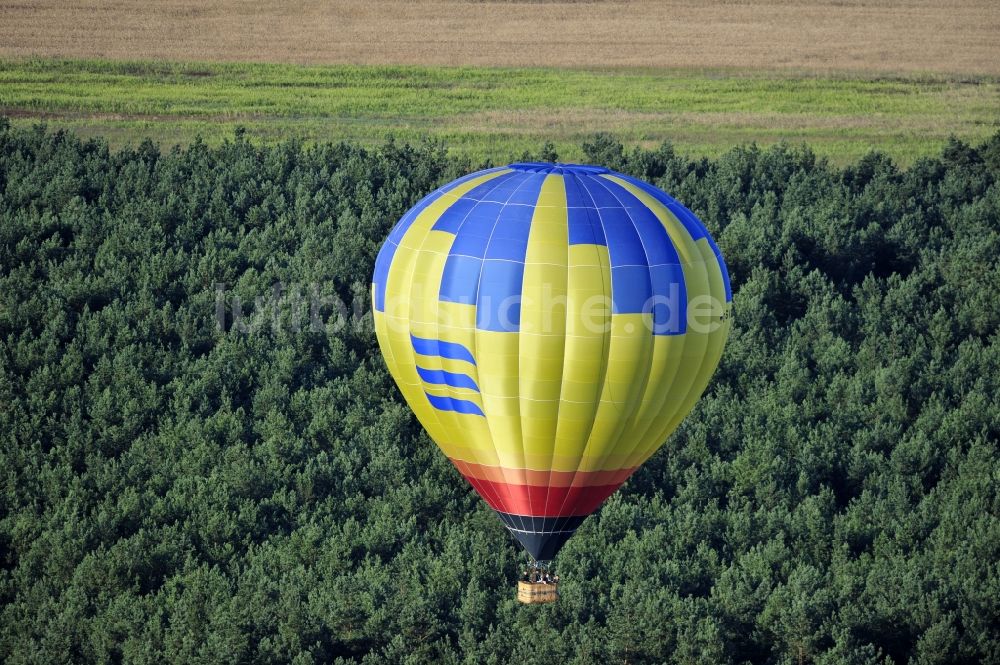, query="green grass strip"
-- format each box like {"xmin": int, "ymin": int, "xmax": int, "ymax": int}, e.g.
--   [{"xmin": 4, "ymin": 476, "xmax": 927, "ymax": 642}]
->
[{"xmin": 2, "ymin": 58, "xmax": 997, "ymax": 164}]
